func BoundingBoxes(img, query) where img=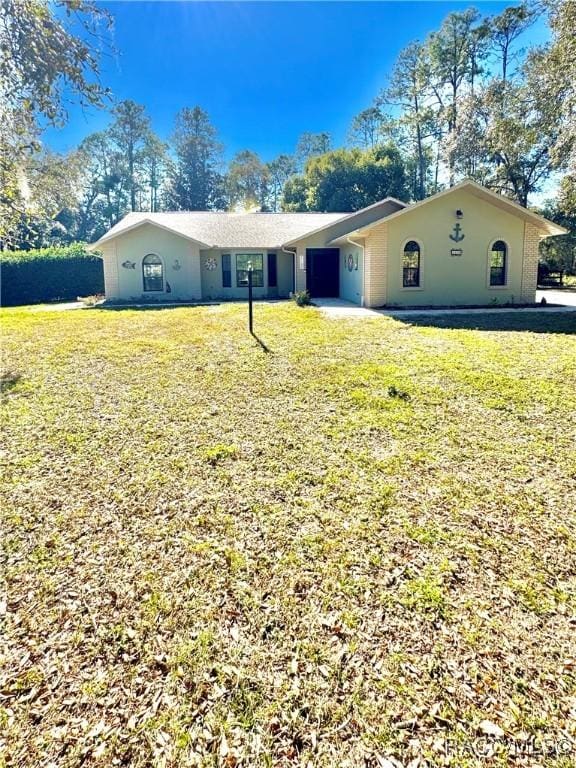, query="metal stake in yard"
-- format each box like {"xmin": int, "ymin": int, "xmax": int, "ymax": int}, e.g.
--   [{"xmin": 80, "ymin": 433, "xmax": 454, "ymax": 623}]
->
[{"xmin": 247, "ymin": 261, "xmax": 253, "ymax": 335}]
